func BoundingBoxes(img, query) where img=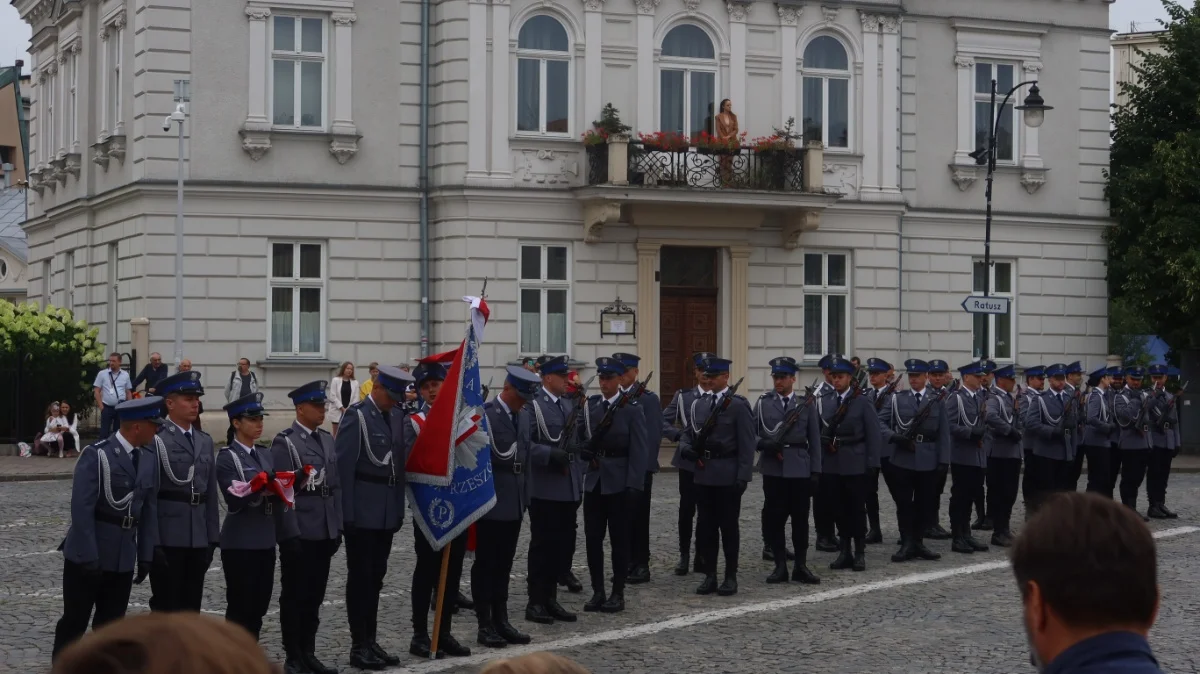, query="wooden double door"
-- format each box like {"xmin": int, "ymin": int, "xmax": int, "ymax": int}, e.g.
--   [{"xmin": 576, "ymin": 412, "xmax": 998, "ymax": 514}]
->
[{"xmin": 658, "ymin": 247, "xmax": 719, "ymax": 405}]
